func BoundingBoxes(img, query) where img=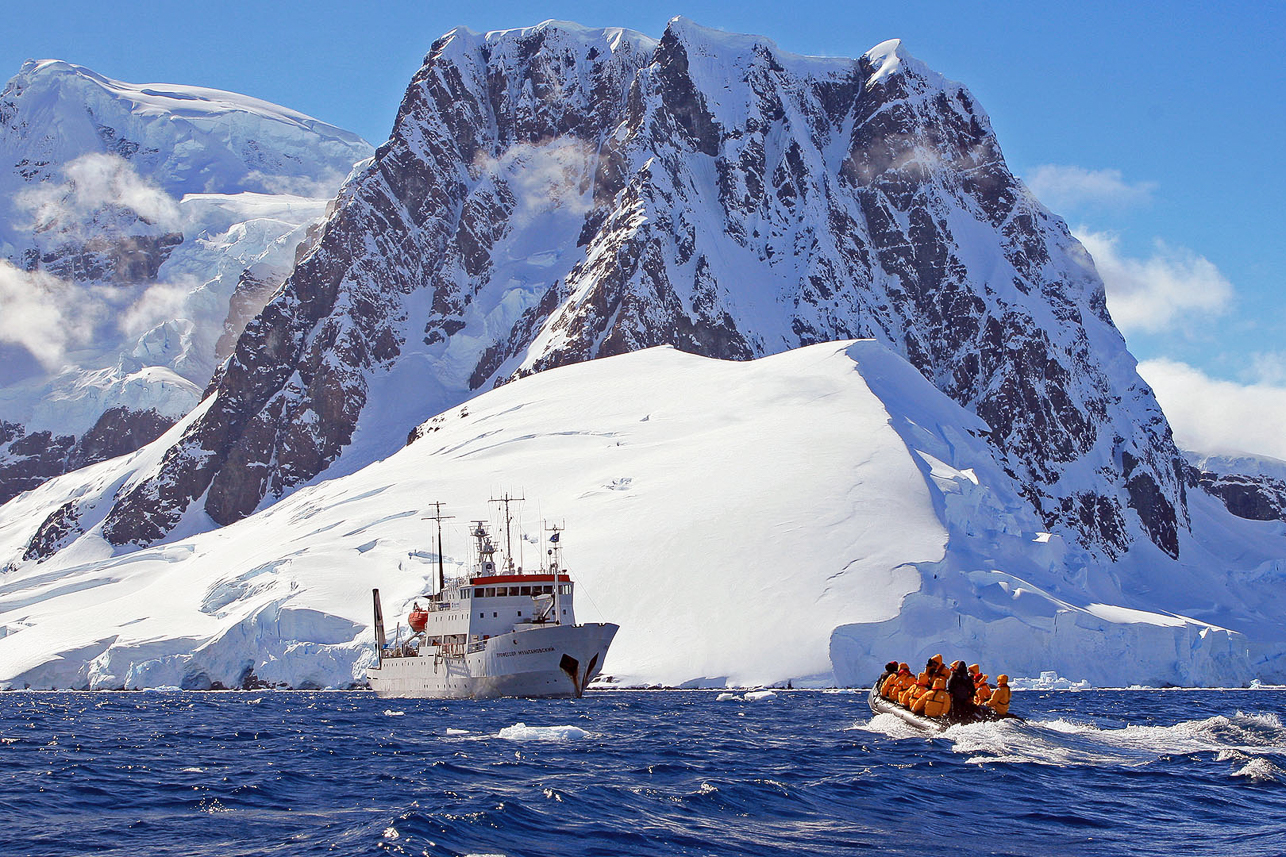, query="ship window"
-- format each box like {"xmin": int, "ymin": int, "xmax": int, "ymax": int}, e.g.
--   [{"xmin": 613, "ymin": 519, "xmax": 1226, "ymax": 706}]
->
[
  {"xmin": 493, "ymin": 612, "xmax": 498, "ymax": 617},
  {"xmin": 517, "ymin": 610, "xmax": 523, "ymax": 617},
  {"xmin": 486, "ymin": 587, "xmax": 496, "ymax": 597},
  {"xmin": 519, "ymin": 586, "xmax": 531, "ymax": 596},
  {"xmin": 478, "ymin": 612, "xmax": 484, "ymax": 618},
  {"xmin": 494, "ymin": 587, "xmax": 507, "ymax": 596}
]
